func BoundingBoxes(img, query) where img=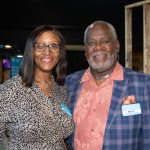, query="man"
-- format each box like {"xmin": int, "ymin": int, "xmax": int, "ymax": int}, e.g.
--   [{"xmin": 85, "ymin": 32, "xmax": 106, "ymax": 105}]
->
[{"xmin": 65, "ymin": 20, "xmax": 150, "ymax": 150}]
